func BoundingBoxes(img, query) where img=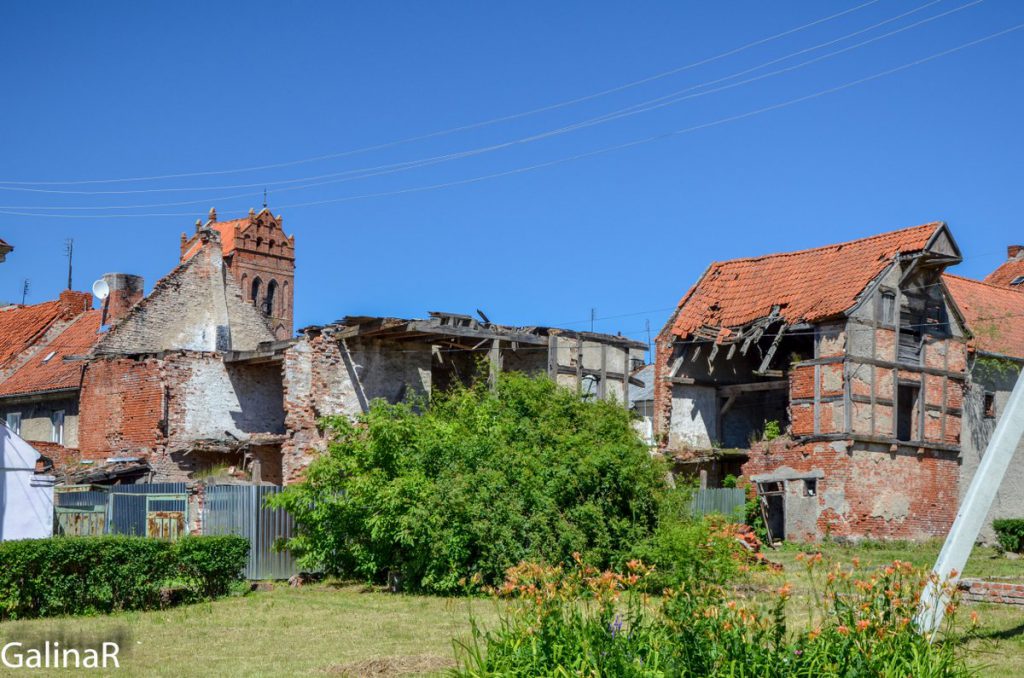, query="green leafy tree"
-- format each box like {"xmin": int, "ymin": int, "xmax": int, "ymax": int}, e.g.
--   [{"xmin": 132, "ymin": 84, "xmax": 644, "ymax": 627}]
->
[{"xmin": 269, "ymin": 372, "xmax": 670, "ymax": 594}]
